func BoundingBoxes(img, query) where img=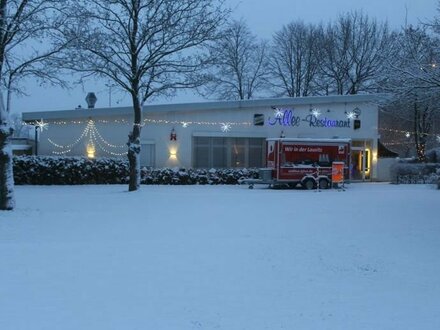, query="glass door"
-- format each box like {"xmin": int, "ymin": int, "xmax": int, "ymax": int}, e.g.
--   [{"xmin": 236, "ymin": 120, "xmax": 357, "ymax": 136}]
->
[{"xmin": 350, "ymin": 148, "xmax": 371, "ymax": 181}]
